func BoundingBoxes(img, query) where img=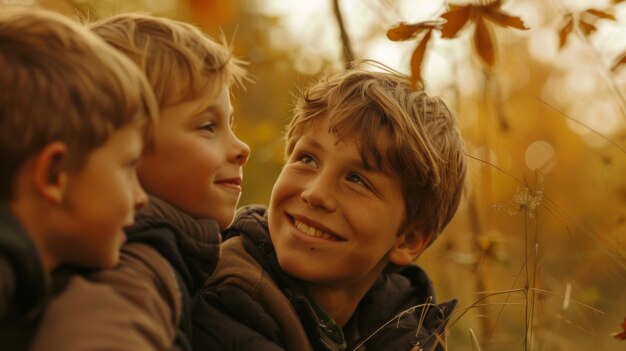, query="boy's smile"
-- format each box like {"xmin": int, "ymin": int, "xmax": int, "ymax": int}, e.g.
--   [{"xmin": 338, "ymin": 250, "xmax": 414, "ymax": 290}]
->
[
  {"xmin": 268, "ymin": 118, "xmax": 410, "ymax": 293},
  {"xmin": 290, "ymin": 214, "xmax": 346, "ymax": 242}
]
